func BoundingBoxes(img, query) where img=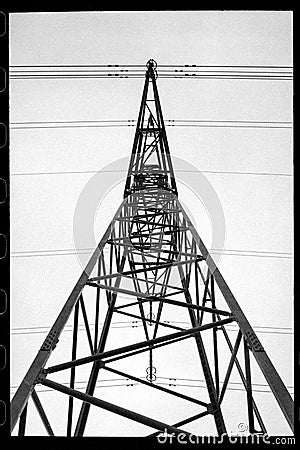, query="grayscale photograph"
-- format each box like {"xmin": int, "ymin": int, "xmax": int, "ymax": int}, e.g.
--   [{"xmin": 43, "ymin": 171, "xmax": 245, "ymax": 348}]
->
[{"xmin": 9, "ymin": 10, "xmax": 293, "ymax": 441}]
